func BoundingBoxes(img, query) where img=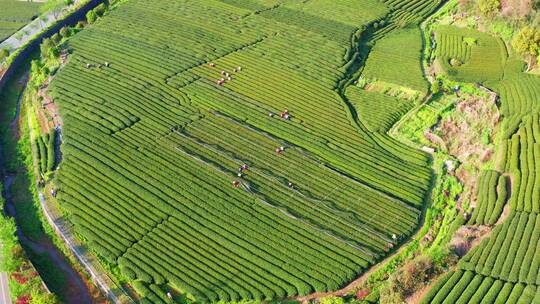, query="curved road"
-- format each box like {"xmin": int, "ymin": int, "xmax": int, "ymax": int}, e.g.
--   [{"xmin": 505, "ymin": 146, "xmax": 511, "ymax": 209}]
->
[
  {"xmin": 0, "ymin": 262, "xmax": 11, "ymax": 304},
  {"xmin": 0, "ymin": 0, "xmax": 83, "ymax": 52}
]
